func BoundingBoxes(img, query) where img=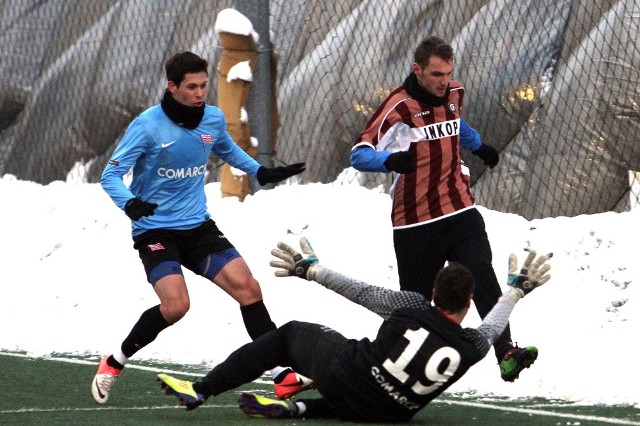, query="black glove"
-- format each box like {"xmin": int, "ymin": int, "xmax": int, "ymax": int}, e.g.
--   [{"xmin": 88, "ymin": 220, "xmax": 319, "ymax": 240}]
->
[
  {"xmin": 256, "ymin": 162, "xmax": 306, "ymax": 186},
  {"xmin": 384, "ymin": 151, "xmax": 416, "ymax": 174},
  {"xmin": 124, "ymin": 198, "xmax": 158, "ymax": 221},
  {"xmin": 472, "ymin": 143, "xmax": 499, "ymax": 168}
]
